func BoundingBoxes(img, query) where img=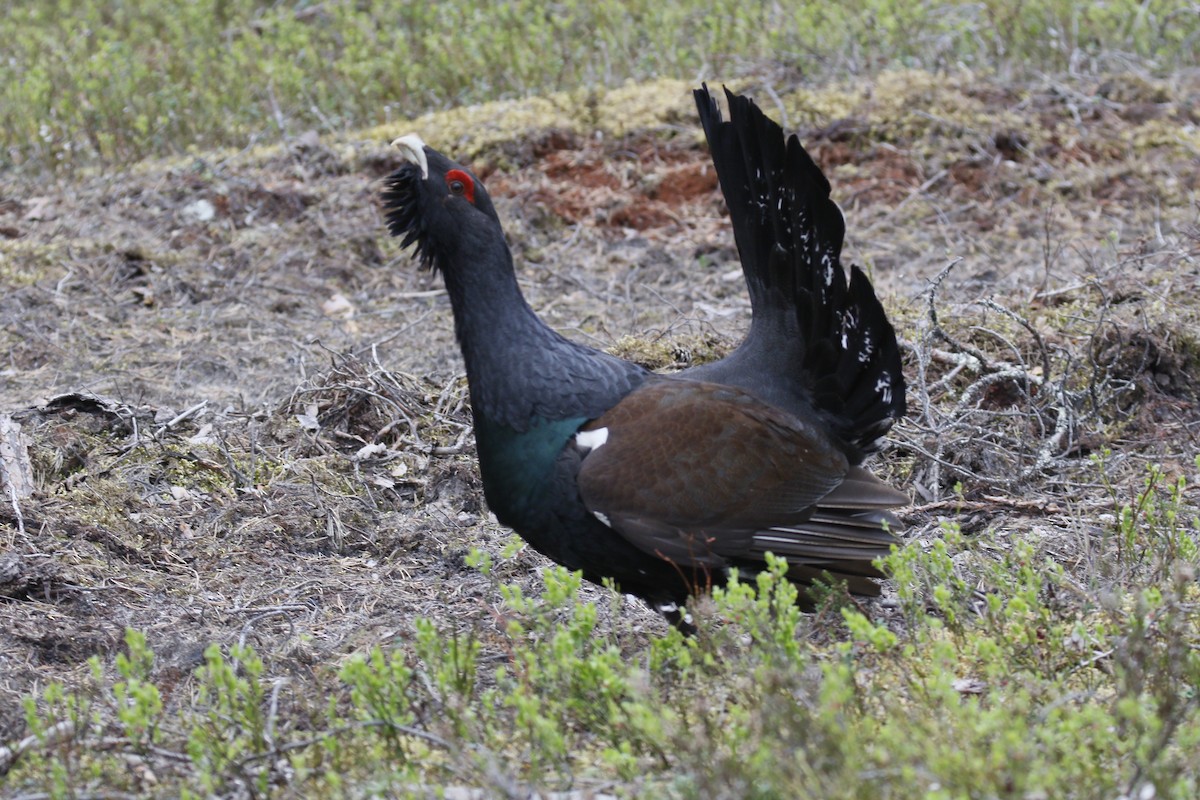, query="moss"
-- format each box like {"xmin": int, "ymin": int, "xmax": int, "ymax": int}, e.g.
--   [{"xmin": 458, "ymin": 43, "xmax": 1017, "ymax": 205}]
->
[
  {"xmin": 363, "ymin": 78, "xmax": 697, "ymax": 165},
  {"xmin": 607, "ymin": 333, "xmax": 730, "ymax": 371},
  {"xmin": 0, "ymin": 240, "xmax": 68, "ymax": 287},
  {"xmin": 1126, "ymin": 118, "xmax": 1200, "ymax": 156}
]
